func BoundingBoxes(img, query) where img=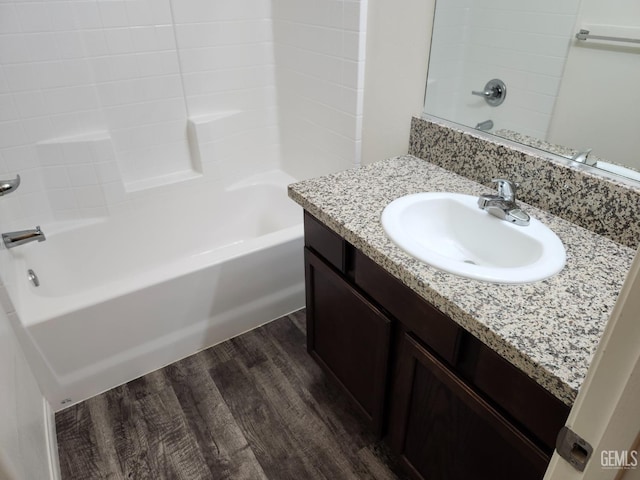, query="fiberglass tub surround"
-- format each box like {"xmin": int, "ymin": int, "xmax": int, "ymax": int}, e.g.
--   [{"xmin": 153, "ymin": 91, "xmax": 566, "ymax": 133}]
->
[
  {"xmin": 6, "ymin": 170, "xmax": 305, "ymax": 408},
  {"xmin": 0, "ymin": 0, "xmax": 370, "ymax": 410}
]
